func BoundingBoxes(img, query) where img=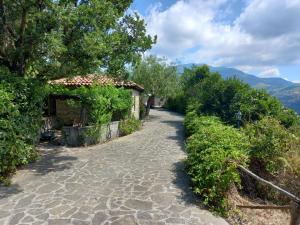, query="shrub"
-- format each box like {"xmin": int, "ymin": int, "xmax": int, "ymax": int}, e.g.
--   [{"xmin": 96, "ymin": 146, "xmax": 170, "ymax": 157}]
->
[
  {"xmin": 178, "ymin": 65, "xmax": 299, "ymax": 128},
  {"xmin": 119, "ymin": 117, "xmax": 141, "ymax": 136},
  {"xmin": 0, "ymin": 75, "xmax": 44, "ymax": 180},
  {"xmin": 184, "ymin": 109, "xmax": 199, "ymax": 137},
  {"xmin": 49, "ymin": 84, "xmax": 132, "ymax": 126},
  {"xmin": 184, "ymin": 111, "xmax": 221, "ymax": 138},
  {"xmin": 164, "ymin": 93, "xmax": 187, "ymax": 114},
  {"xmin": 230, "ymin": 88, "xmax": 299, "ymax": 127},
  {"xmin": 242, "ymin": 117, "xmax": 300, "ymax": 203},
  {"xmin": 244, "ymin": 116, "xmax": 299, "ymax": 175},
  {"xmin": 180, "ymin": 66, "xmax": 300, "ymax": 215},
  {"xmin": 185, "ymin": 116, "xmax": 249, "ymax": 215}
]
